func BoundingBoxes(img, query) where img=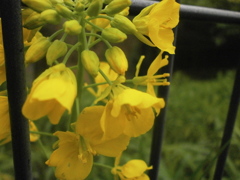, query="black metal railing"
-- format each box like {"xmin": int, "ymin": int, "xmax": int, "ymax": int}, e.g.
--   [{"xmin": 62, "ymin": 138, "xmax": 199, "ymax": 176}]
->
[{"xmin": 1, "ymin": 0, "xmax": 240, "ymax": 179}]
